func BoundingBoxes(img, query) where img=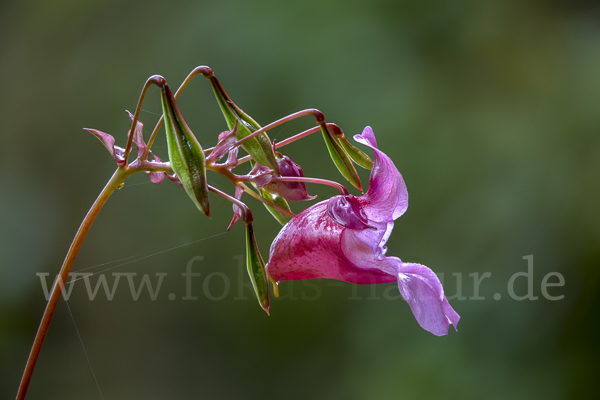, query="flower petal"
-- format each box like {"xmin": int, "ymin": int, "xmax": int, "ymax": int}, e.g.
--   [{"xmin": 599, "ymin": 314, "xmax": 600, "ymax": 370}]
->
[
  {"xmin": 225, "ymin": 147, "xmax": 239, "ymax": 168},
  {"xmin": 353, "ymin": 127, "xmax": 408, "ymax": 222},
  {"xmin": 341, "ymin": 225, "xmax": 459, "ymax": 336},
  {"xmin": 227, "ymin": 185, "xmax": 245, "ymax": 231},
  {"xmin": 84, "ymin": 128, "xmax": 115, "ymax": 157},
  {"xmin": 207, "ymin": 124, "xmax": 238, "ymax": 163},
  {"xmin": 267, "ymin": 202, "xmax": 393, "ymax": 284},
  {"xmin": 265, "ymin": 155, "xmax": 316, "ymax": 202},
  {"xmin": 395, "ymin": 261, "xmax": 460, "ymax": 336},
  {"xmin": 150, "ymin": 171, "xmax": 166, "ymax": 184},
  {"xmin": 327, "ymin": 195, "xmax": 374, "ymax": 230},
  {"xmin": 126, "ymin": 110, "xmax": 146, "ymax": 158},
  {"xmin": 249, "ymin": 164, "xmax": 273, "ymax": 188},
  {"xmin": 340, "ymin": 222, "xmax": 396, "ymax": 275}
]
